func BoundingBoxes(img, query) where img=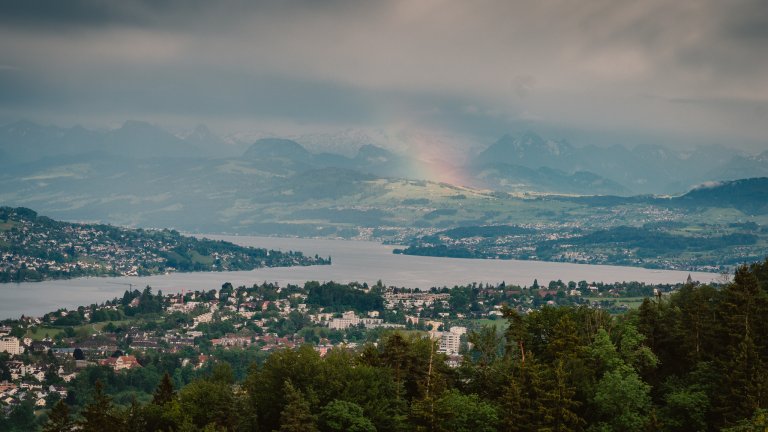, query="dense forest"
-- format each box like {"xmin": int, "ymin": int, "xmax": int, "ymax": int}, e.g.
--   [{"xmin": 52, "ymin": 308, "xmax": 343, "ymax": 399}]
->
[{"xmin": 5, "ymin": 259, "xmax": 766, "ymax": 431}]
